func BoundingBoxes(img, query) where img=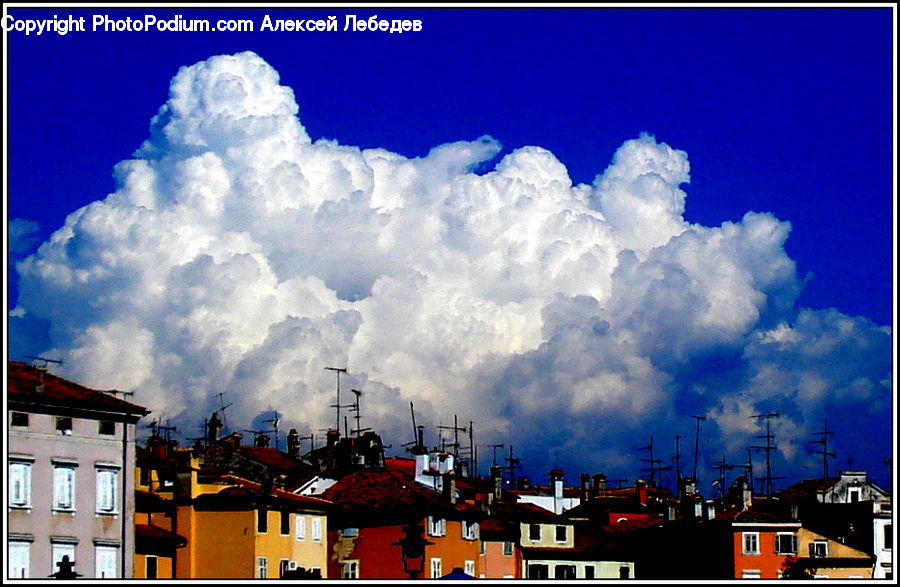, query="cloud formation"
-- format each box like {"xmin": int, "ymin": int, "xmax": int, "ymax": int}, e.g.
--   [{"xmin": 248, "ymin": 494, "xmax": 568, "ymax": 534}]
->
[{"xmin": 11, "ymin": 52, "xmax": 891, "ymax": 490}]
